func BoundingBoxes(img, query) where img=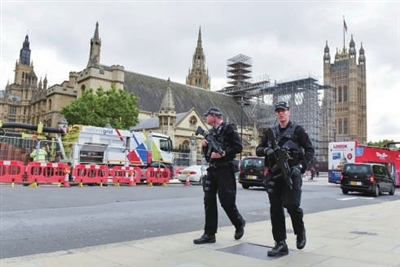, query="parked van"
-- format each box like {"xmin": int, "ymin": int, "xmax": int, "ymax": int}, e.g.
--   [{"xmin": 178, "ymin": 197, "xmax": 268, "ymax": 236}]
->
[
  {"xmin": 340, "ymin": 163, "xmax": 395, "ymax": 197},
  {"xmin": 238, "ymin": 156, "xmax": 266, "ymax": 189}
]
